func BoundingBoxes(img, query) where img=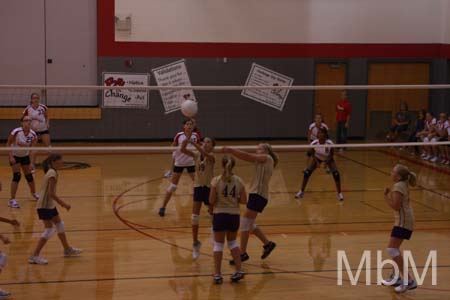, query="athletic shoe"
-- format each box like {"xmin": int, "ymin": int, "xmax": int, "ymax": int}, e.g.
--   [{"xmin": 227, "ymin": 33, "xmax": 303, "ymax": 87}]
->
[
  {"xmin": 164, "ymin": 170, "xmax": 172, "ymax": 178},
  {"xmin": 32, "ymin": 192, "xmax": 40, "ymax": 200},
  {"xmin": 64, "ymin": 247, "xmax": 82, "ymax": 257},
  {"xmin": 381, "ymin": 274, "xmax": 402, "ymax": 286},
  {"xmin": 0, "ymin": 289, "xmax": 11, "ymax": 299},
  {"xmin": 420, "ymin": 152, "xmax": 426, "ymax": 158},
  {"xmin": 445, "ymin": 160, "xmax": 450, "ymax": 166},
  {"xmin": 8, "ymin": 199, "xmax": 20, "ymax": 209},
  {"xmin": 395, "ymin": 279, "xmax": 417, "ymax": 293},
  {"xmin": 229, "ymin": 252, "xmax": 249, "ymax": 265},
  {"xmin": 430, "ymin": 156, "xmax": 439, "ymax": 163},
  {"xmin": 230, "ymin": 271, "xmax": 245, "ymax": 283},
  {"xmin": 213, "ymin": 274, "xmax": 223, "ymax": 284},
  {"xmin": 28, "ymin": 256, "xmax": 48, "ymax": 265},
  {"xmin": 158, "ymin": 207, "xmax": 166, "ymax": 217},
  {"xmin": 423, "ymin": 155, "xmax": 430, "ymax": 161},
  {"xmin": 295, "ymin": 191, "xmax": 304, "ymax": 199},
  {"xmin": 338, "ymin": 193, "xmax": 344, "ymax": 201},
  {"xmin": 192, "ymin": 241, "xmax": 201, "ymax": 260},
  {"xmin": 261, "ymin": 241, "xmax": 276, "ymax": 259}
]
